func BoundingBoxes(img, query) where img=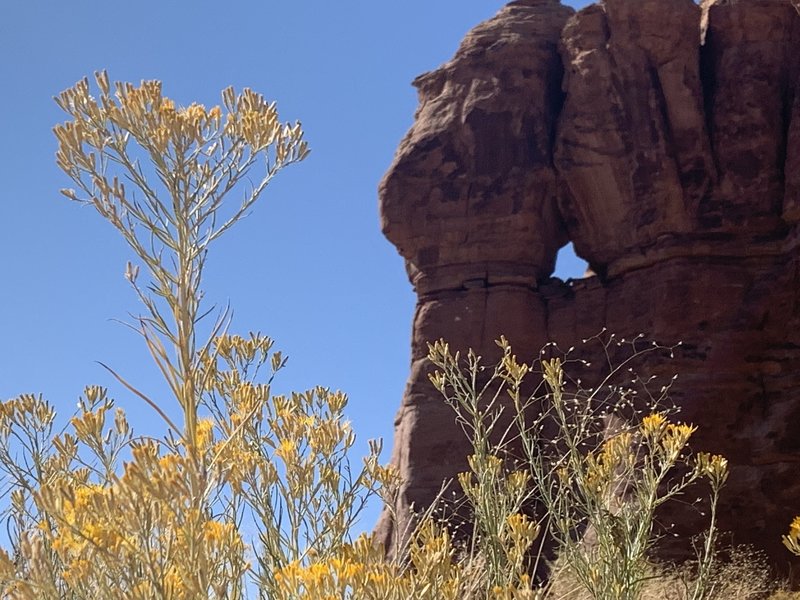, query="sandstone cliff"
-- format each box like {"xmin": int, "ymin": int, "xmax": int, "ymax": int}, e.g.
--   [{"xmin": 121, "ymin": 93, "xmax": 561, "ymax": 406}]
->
[{"xmin": 378, "ymin": 0, "xmax": 800, "ymax": 576}]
